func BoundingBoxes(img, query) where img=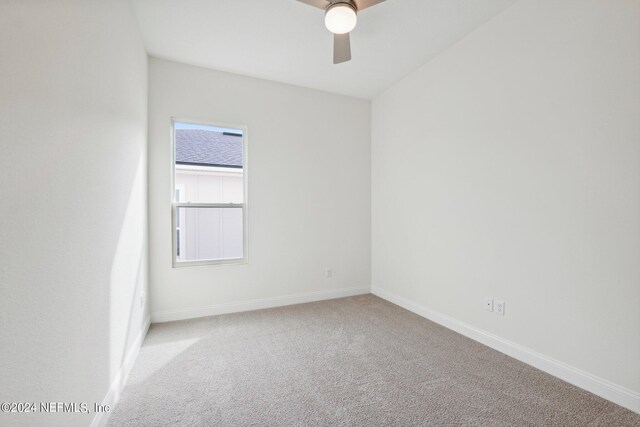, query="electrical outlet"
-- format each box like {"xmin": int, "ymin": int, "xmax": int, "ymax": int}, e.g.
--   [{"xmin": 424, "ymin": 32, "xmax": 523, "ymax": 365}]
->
[
  {"xmin": 495, "ymin": 300, "xmax": 505, "ymax": 316},
  {"xmin": 484, "ymin": 297, "xmax": 494, "ymax": 312},
  {"xmin": 325, "ymin": 268, "xmax": 333, "ymax": 279}
]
